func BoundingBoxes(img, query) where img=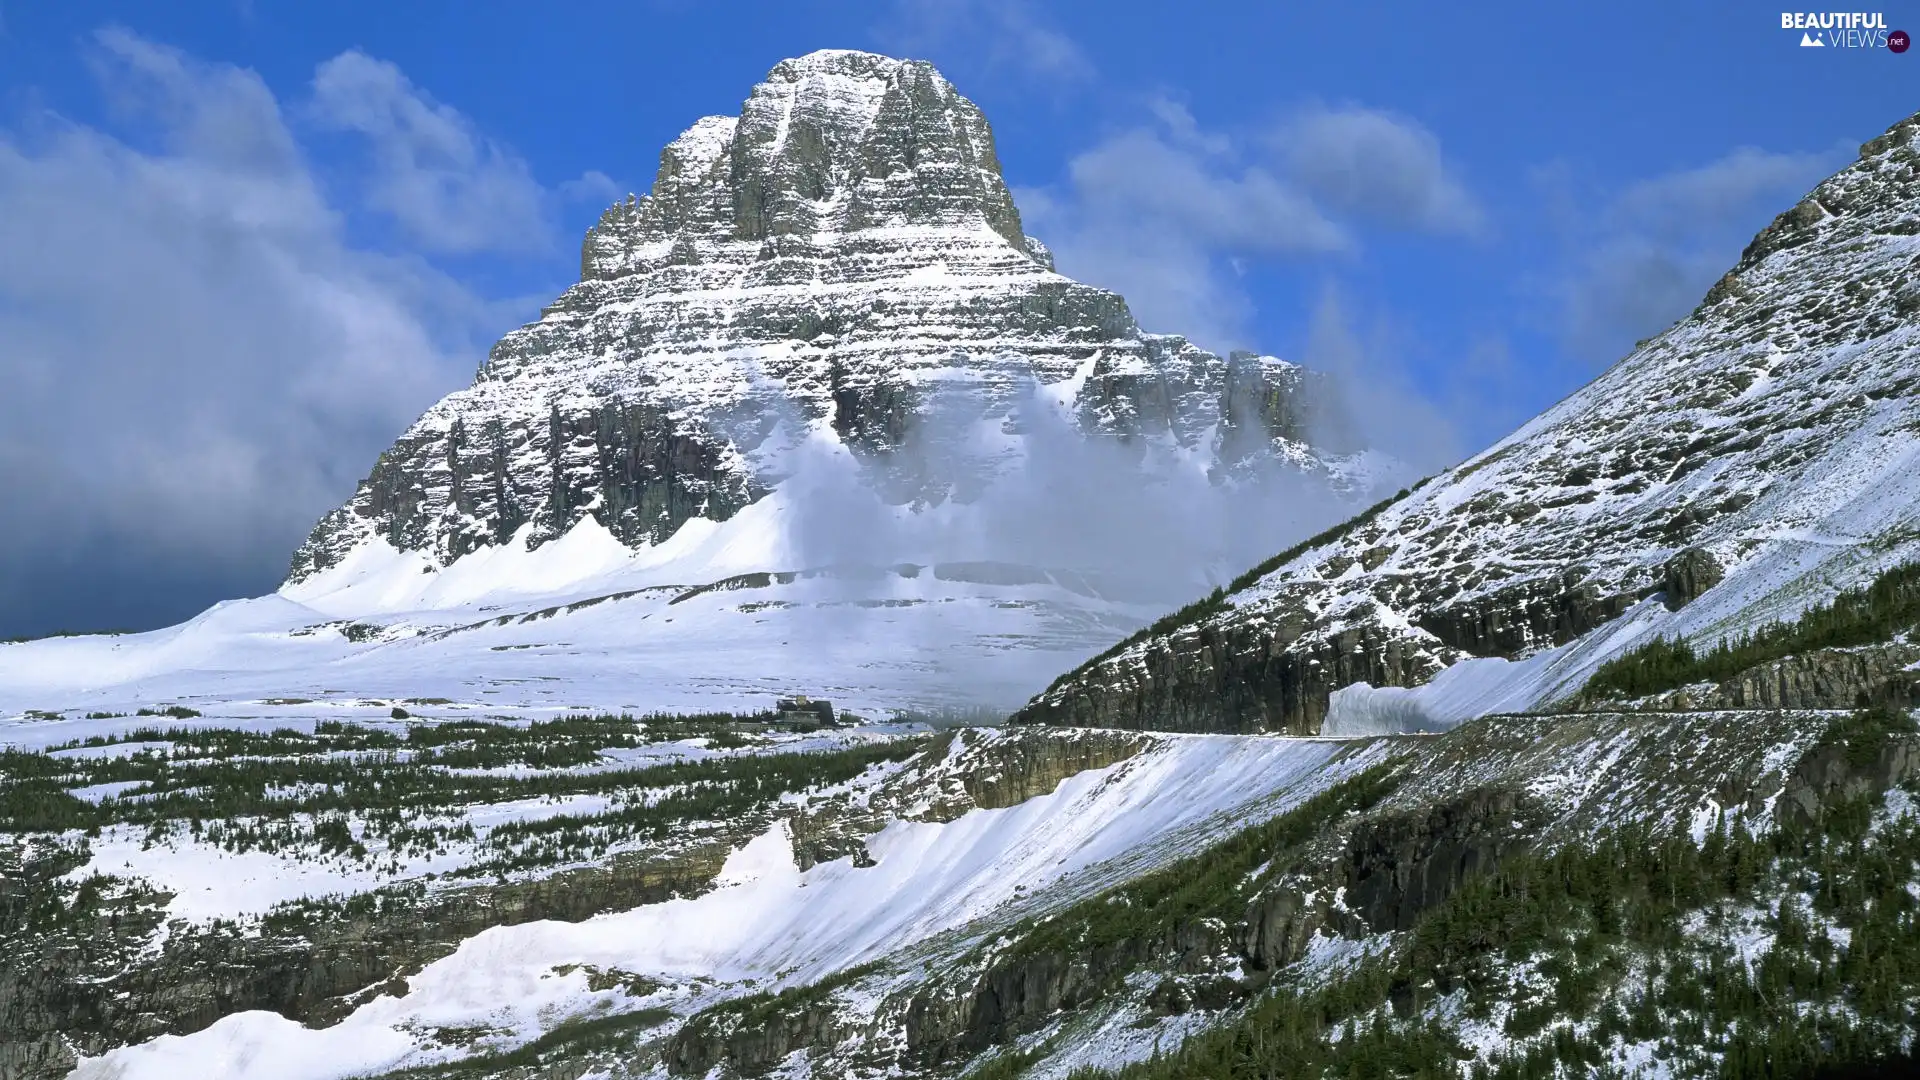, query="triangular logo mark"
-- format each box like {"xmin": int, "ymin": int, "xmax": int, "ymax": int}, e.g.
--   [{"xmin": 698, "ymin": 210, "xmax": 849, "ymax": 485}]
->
[{"xmin": 1801, "ymin": 31, "xmax": 1825, "ymax": 45}]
